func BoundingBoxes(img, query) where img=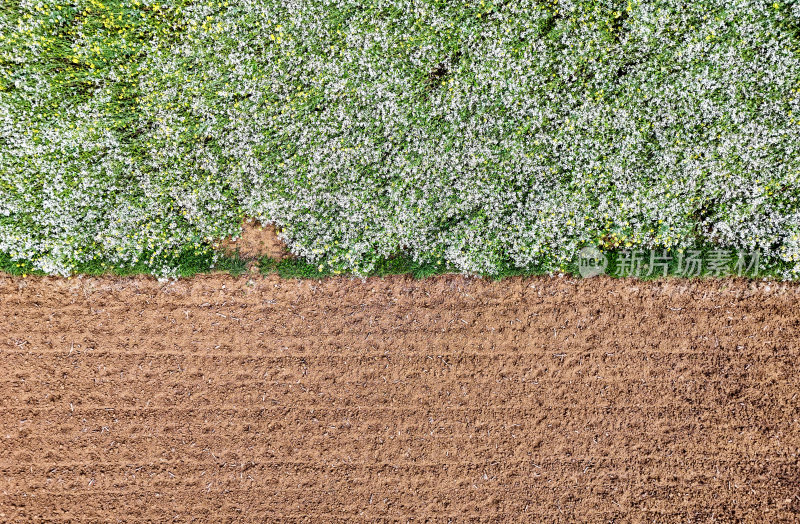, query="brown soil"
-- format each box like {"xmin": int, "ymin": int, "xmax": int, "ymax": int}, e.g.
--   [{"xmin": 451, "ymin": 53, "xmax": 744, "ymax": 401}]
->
[
  {"xmin": 1, "ymin": 274, "xmax": 799, "ymax": 522},
  {"xmin": 218, "ymin": 219, "xmax": 290, "ymax": 260}
]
